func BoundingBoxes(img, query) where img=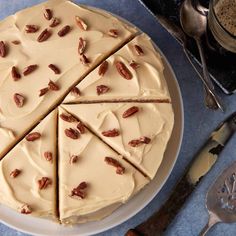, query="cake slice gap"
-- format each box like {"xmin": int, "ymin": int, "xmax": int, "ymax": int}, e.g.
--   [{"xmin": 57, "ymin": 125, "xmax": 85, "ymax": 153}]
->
[{"xmin": 58, "ymin": 106, "xmax": 149, "ymax": 224}]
